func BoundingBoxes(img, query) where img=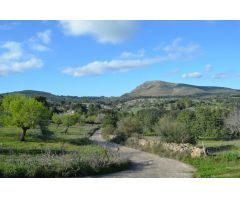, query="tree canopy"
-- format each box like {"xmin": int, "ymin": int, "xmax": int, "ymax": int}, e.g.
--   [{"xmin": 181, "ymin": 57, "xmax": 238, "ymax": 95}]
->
[{"xmin": 0, "ymin": 94, "xmax": 49, "ymax": 141}]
